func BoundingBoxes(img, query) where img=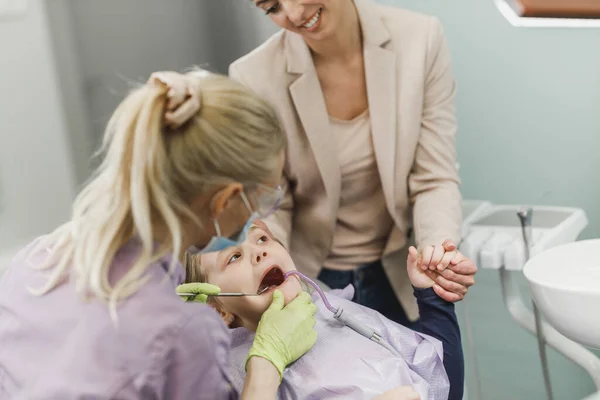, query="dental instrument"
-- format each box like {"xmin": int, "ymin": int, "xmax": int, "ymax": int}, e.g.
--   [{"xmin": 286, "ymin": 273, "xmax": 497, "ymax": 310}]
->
[
  {"xmin": 284, "ymin": 270, "xmax": 400, "ymax": 357},
  {"xmin": 178, "ymin": 287, "xmax": 270, "ymax": 298}
]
